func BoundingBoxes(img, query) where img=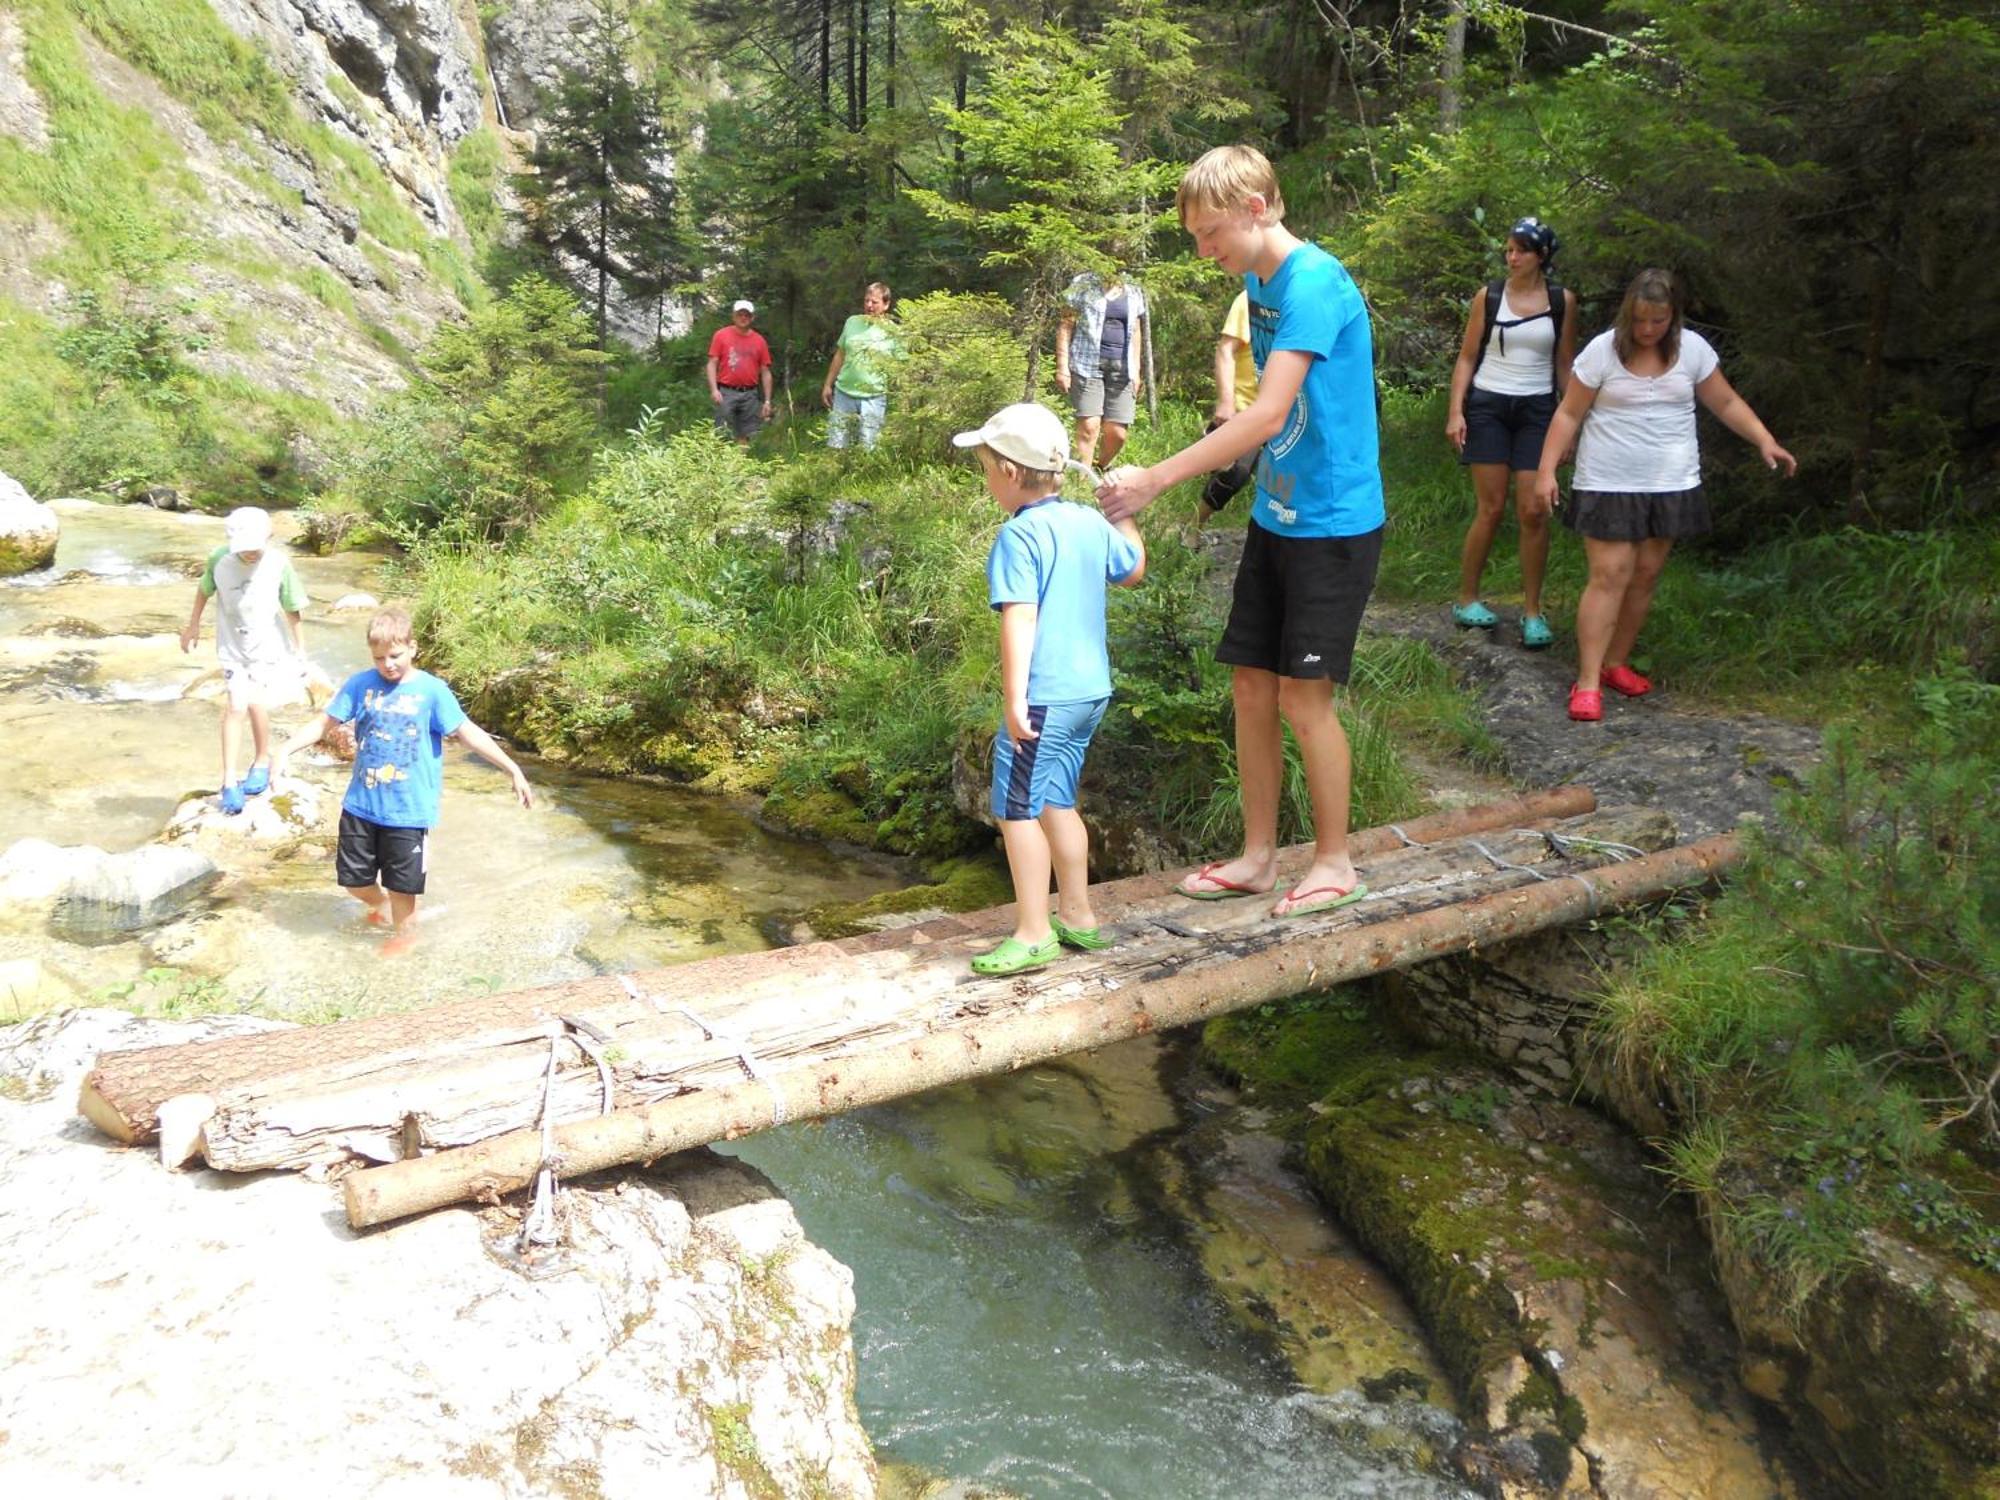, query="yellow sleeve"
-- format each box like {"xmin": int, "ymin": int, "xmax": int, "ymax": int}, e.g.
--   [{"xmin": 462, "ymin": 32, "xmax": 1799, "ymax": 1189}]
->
[{"xmin": 1222, "ymin": 291, "xmax": 1251, "ymax": 344}]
